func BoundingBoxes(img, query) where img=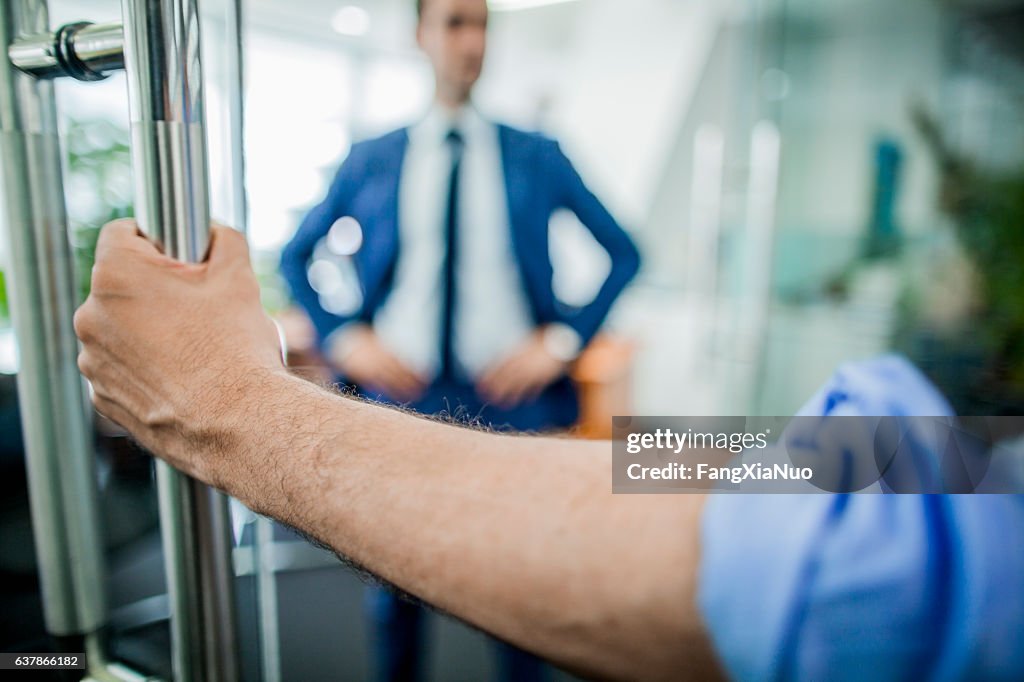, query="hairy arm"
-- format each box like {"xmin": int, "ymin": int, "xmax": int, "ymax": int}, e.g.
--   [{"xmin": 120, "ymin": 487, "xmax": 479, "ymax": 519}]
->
[{"xmin": 74, "ymin": 221, "xmax": 722, "ymax": 681}]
